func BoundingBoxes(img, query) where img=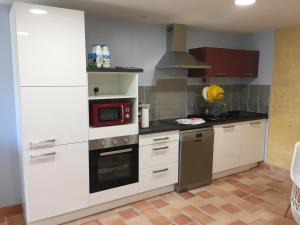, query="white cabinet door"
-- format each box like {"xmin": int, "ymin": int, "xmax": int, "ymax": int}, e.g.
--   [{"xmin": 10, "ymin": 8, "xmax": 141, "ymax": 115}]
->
[
  {"xmin": 24, "ymin": 142, "xmax": 89, "ymax": 222},
  {"xmin": 12, "ymin": 3, "xmax": 86, "ymax": 86},
  {"xmin": 213, "ymin": 123, "xmax": 241, "ymax": 173},
  {"xmin": 240, "ymin": 120, "xmax": 266, "ymax": 166},
  {"xmin": 21, "ymin": 87, "xmax": 88, "ymax": 149}
]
